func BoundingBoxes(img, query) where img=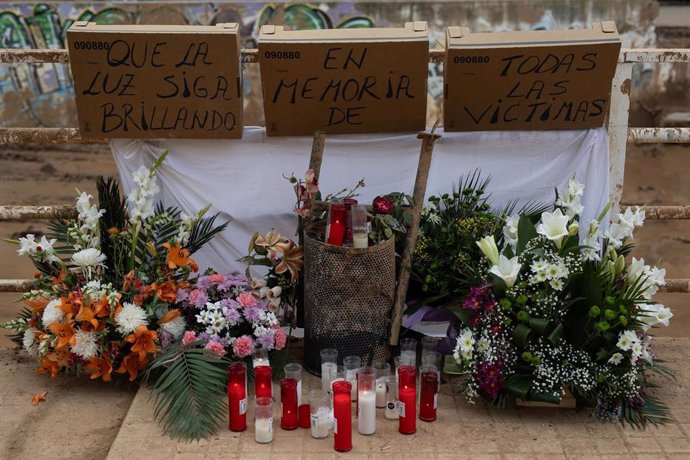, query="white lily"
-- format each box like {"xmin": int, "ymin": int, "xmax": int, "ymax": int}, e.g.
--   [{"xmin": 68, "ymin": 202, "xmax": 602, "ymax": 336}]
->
[
  {"xmin": 536, "ymin": 209, "xmax": 570, "ymax": 248},
  {"xmin": 476, "ymin": 235, "xmax": 500, "ymax": 266},
  {"xmin": 489, "ymin": 255, "xmax": 522, "ymax": 288}
]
